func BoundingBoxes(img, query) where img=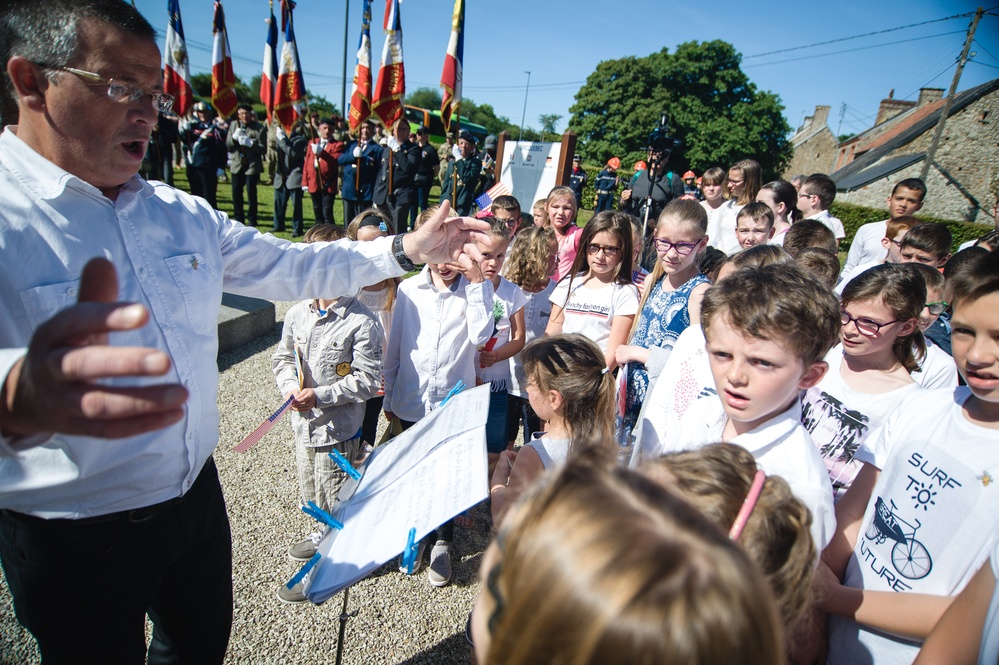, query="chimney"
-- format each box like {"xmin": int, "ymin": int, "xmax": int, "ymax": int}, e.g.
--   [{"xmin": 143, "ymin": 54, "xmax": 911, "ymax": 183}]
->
[
  {"xmin": 812, "ymin": 105, "xmax": 831, "ymax": 129},
  {"xmin": 917, "ymin": 88, "xmax": 944, "ymax": 107},
  {"xmin": 876, "ymin": 95, "xmax": 916, "ymax": 125}
]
